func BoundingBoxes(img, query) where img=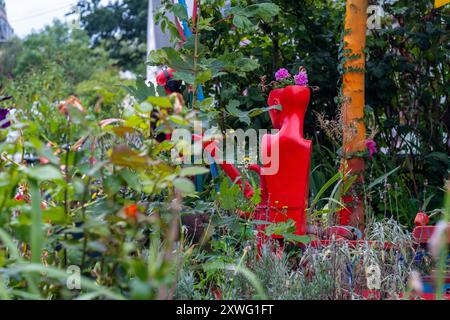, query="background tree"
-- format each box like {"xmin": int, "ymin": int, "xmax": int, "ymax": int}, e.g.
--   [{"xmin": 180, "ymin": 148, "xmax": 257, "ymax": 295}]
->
[
  {"xmin": 75, "ymin": 0, "xmax": 148, "ymax": 73},
  {"xmin": 2, "ymin": 0, "xmax": 447, "ymax": 228},
  {"xmin": 152, "ymin": 0, "xmax": 449, "ymax": 226},
  {"xmin": 1, "ymin": 21, "xmax": 128, "ymax": 118}
]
